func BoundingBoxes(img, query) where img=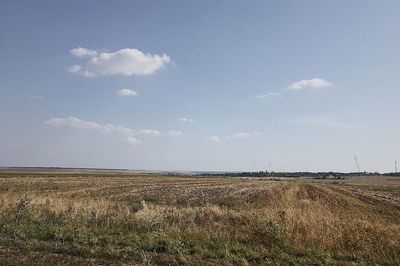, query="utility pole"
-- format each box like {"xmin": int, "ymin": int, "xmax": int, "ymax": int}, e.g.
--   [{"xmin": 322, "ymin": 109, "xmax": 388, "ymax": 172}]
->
[{"xmin": 354, "ymin": 156, "xmax": 361, "ymax": 173}]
